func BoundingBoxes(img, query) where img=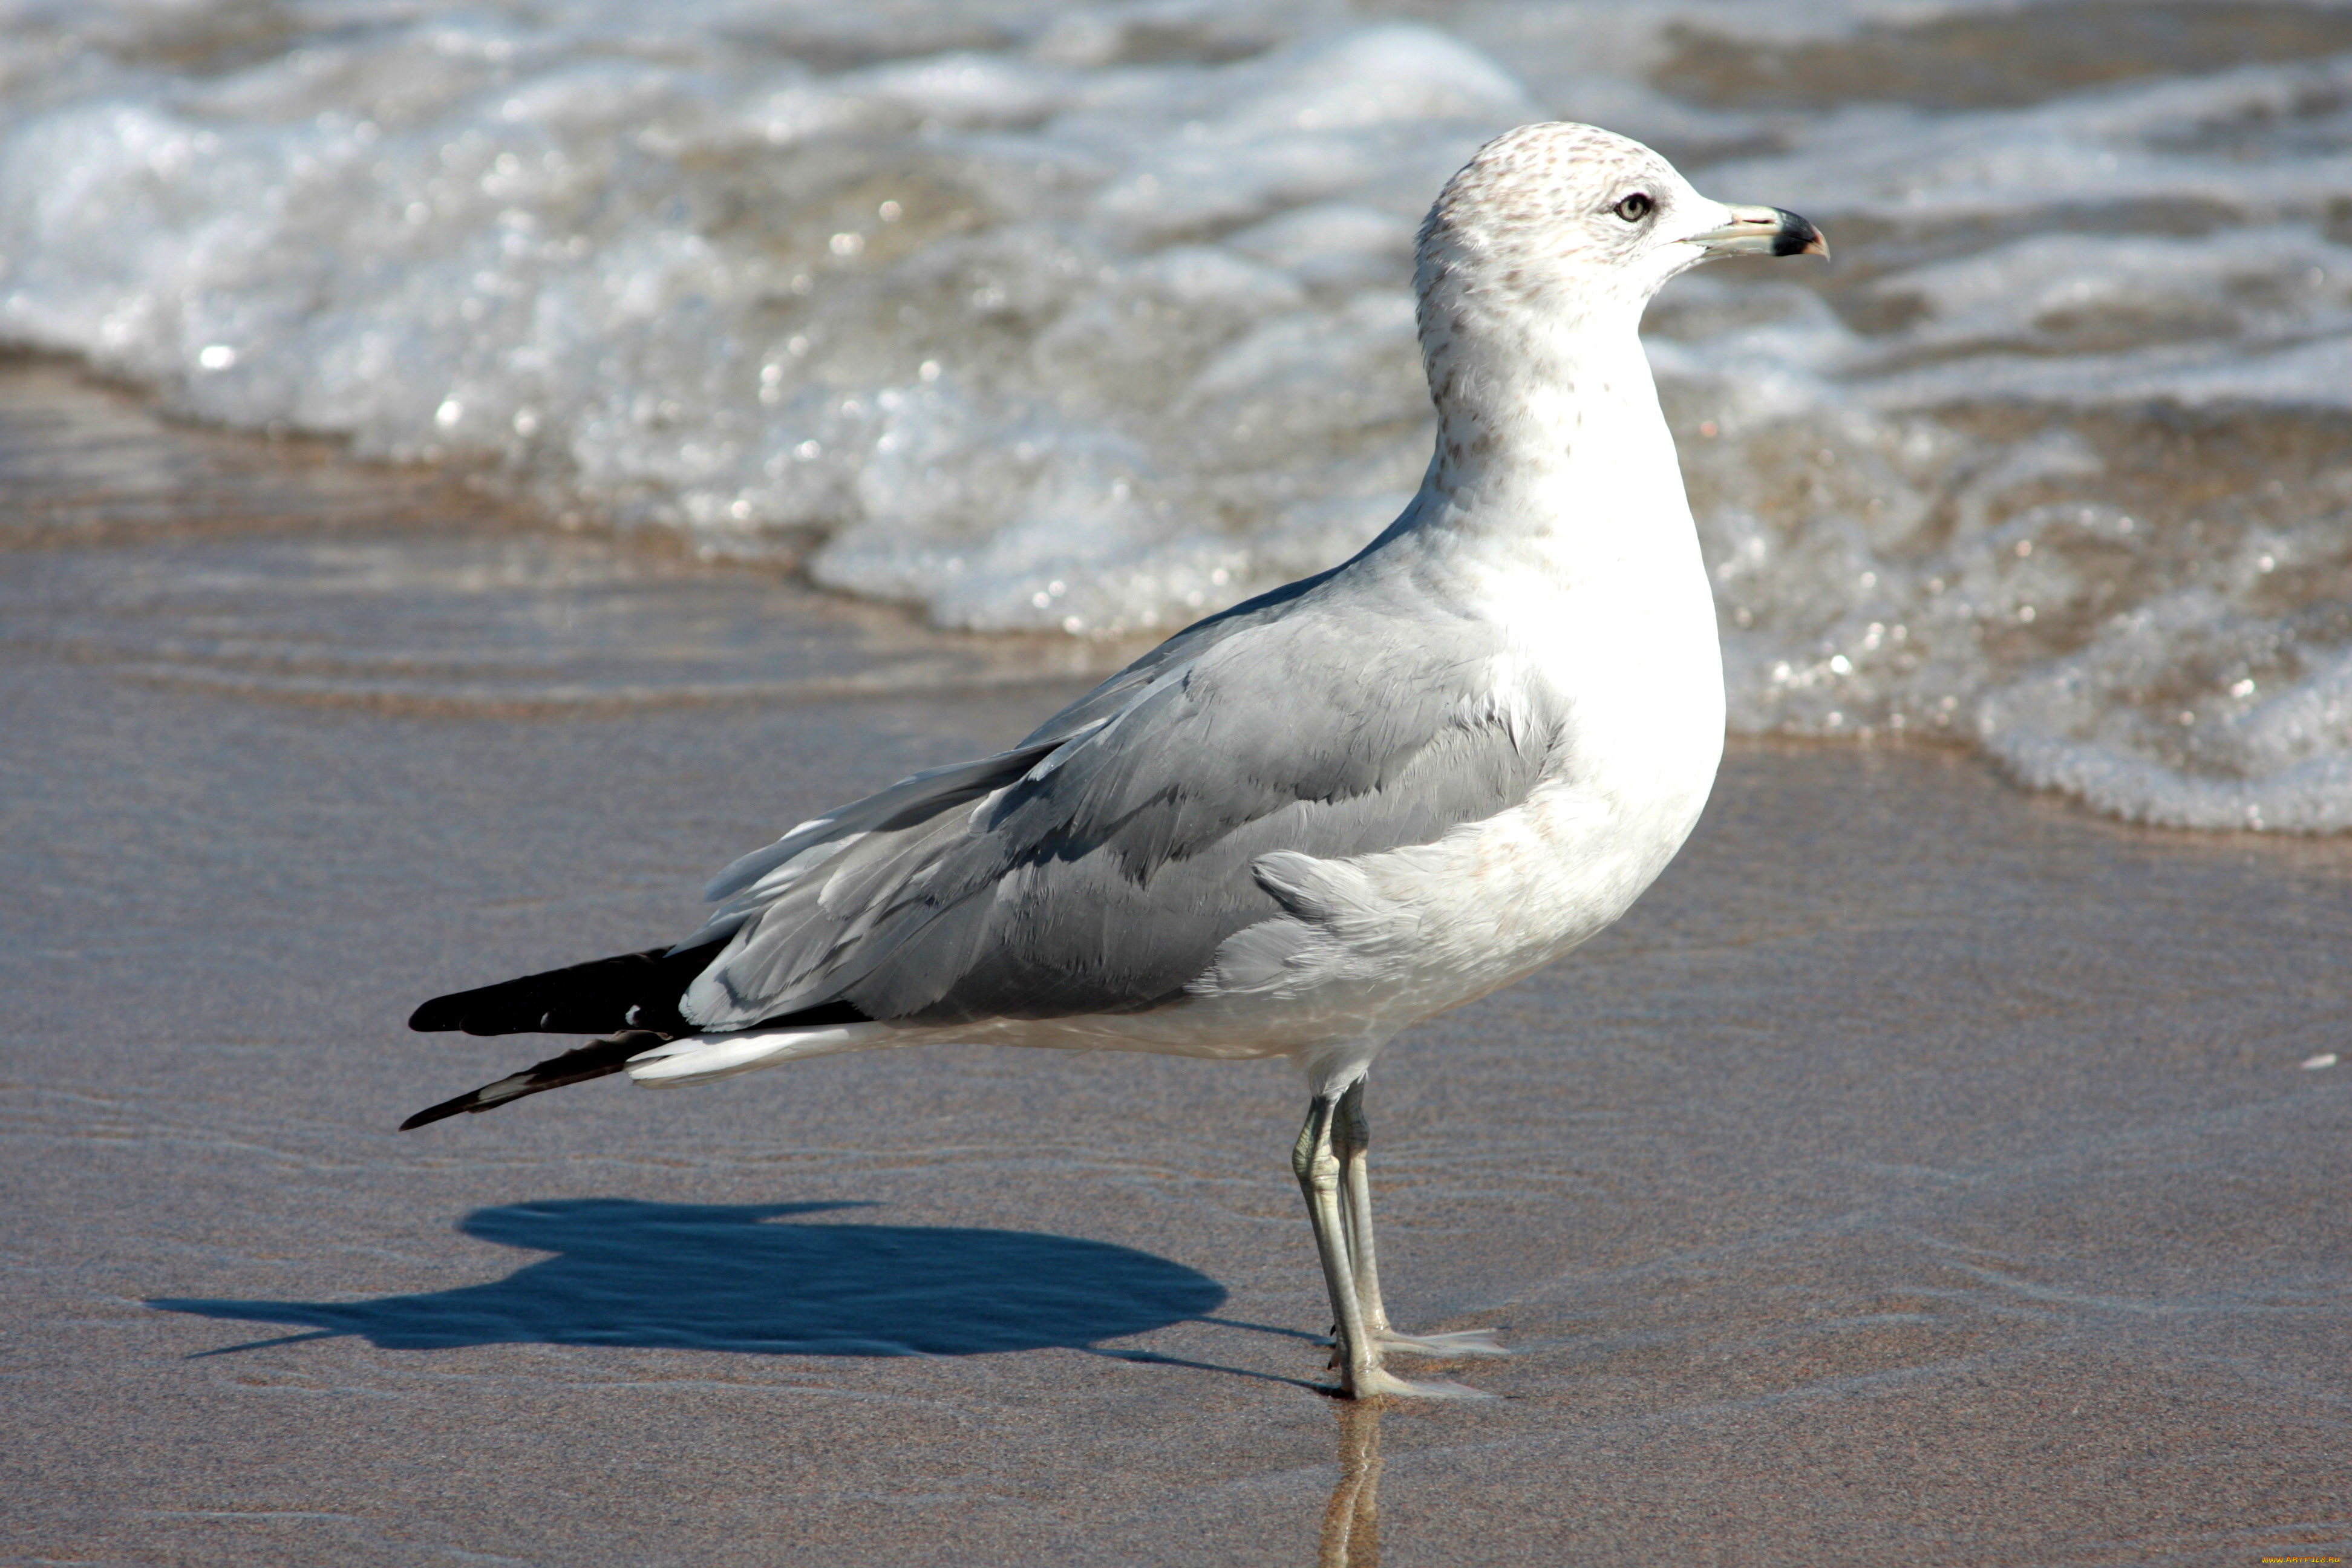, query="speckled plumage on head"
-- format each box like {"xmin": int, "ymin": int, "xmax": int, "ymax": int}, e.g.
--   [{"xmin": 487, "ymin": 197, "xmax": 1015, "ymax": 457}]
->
[
  {"xmin": 1415, "ymin": 122, "xmax": 1710, "ymax": 327},
  {"xmin": 1411, "ymin": 122, "xmax": 1729, "ymax": 501}
]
